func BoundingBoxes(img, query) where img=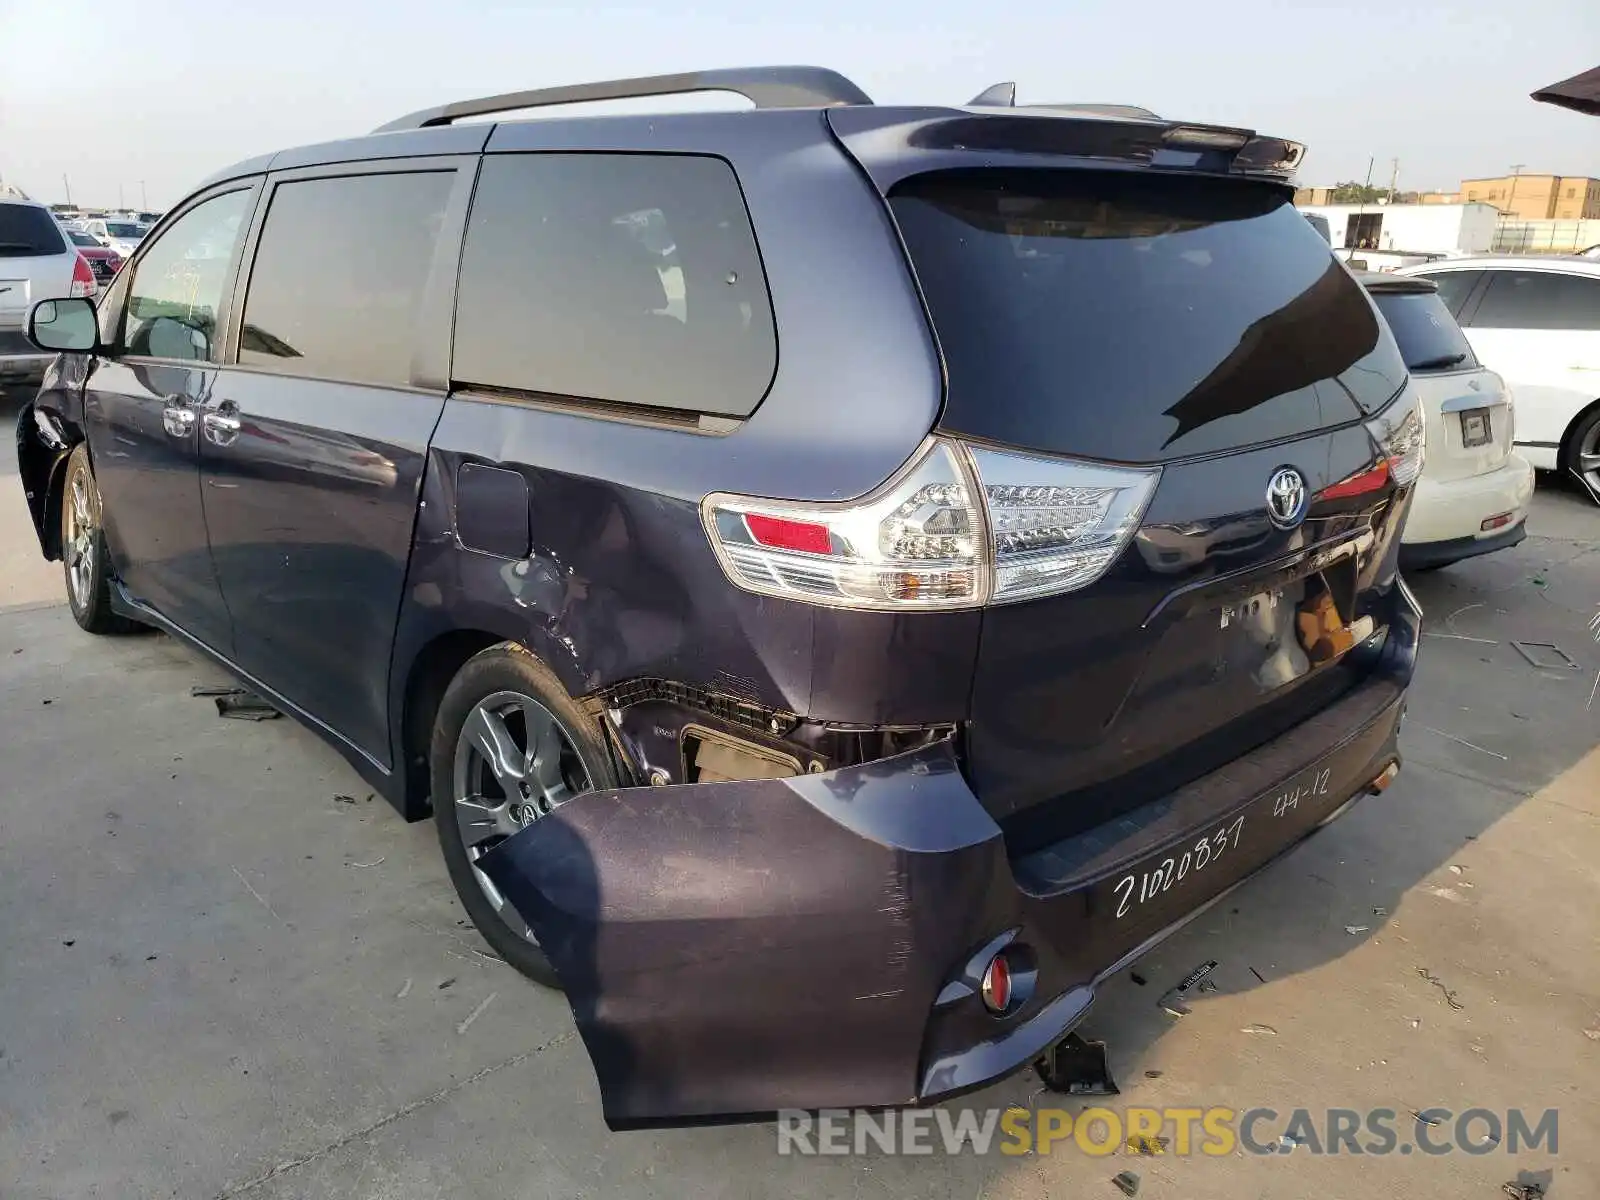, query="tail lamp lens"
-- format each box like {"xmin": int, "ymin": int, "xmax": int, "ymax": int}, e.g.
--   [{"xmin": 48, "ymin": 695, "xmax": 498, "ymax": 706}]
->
[
  {"xmin": 980, "ymin": 953, "xmax": 1012, "ymax": 1013},
  {"xmin": 1369, "ymin": 397, "xmax": 1425, "ymax": 487},
  {"xmin": 69, "ymin": 253, "xmax": 96, "ymax": 298},
  {"xmin": 703, "ymin": 438, "xmax": 1160, "ymax": 611}
]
